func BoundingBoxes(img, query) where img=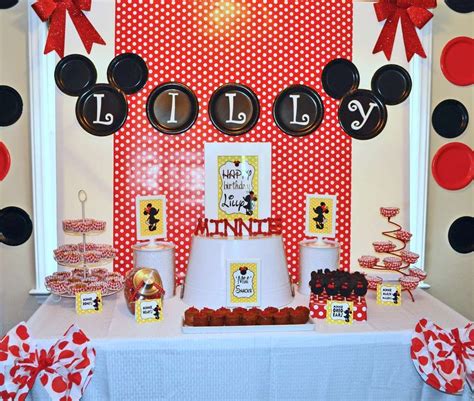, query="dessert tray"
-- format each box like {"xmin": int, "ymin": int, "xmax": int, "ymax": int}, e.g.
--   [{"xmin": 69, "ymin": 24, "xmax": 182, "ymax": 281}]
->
[{"xmin": 47, "ymin": 190, "xmax": 124, "ymax": 298}]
